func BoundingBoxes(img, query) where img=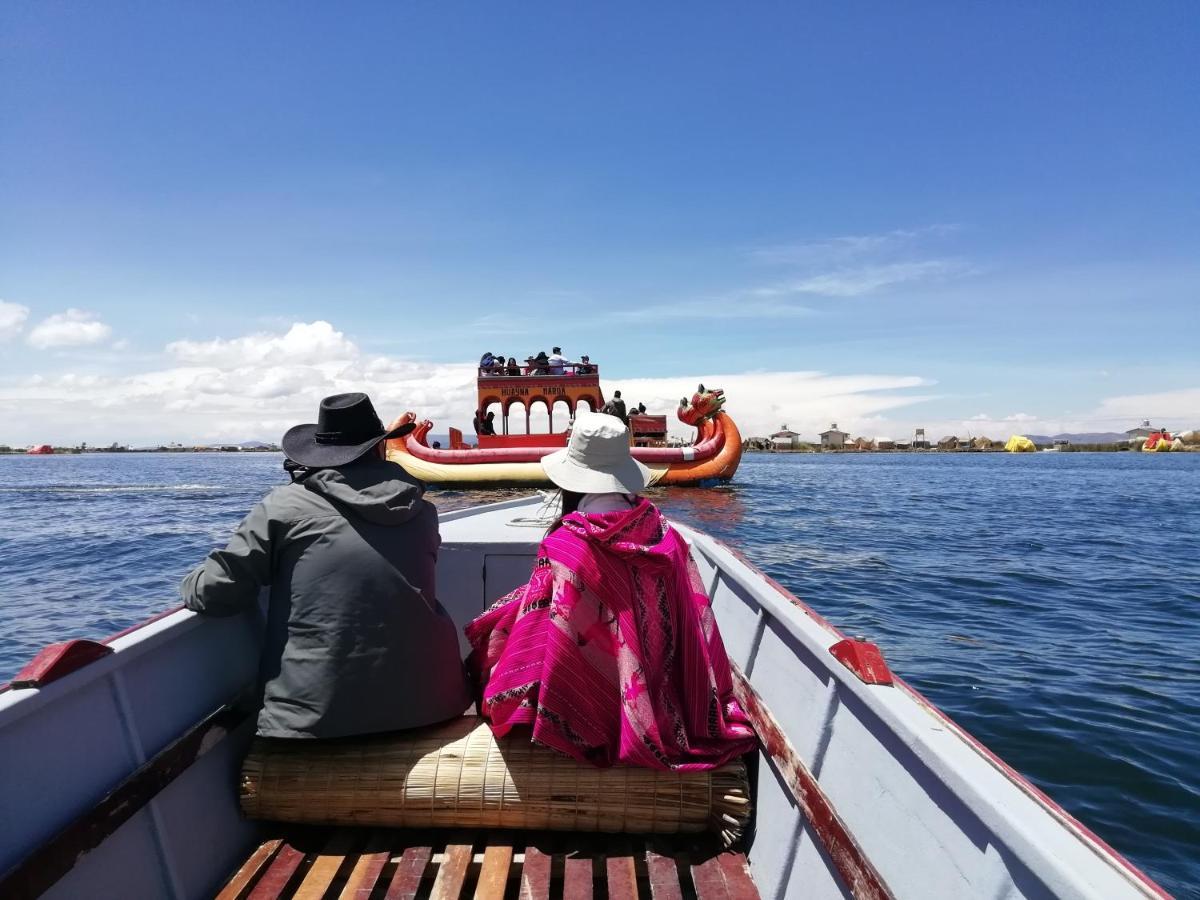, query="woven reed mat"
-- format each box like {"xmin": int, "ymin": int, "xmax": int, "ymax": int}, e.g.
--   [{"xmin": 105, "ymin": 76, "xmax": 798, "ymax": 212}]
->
[{"xmin": 241, "ymin": 717, "xmax": 751, "ymax": 844}]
